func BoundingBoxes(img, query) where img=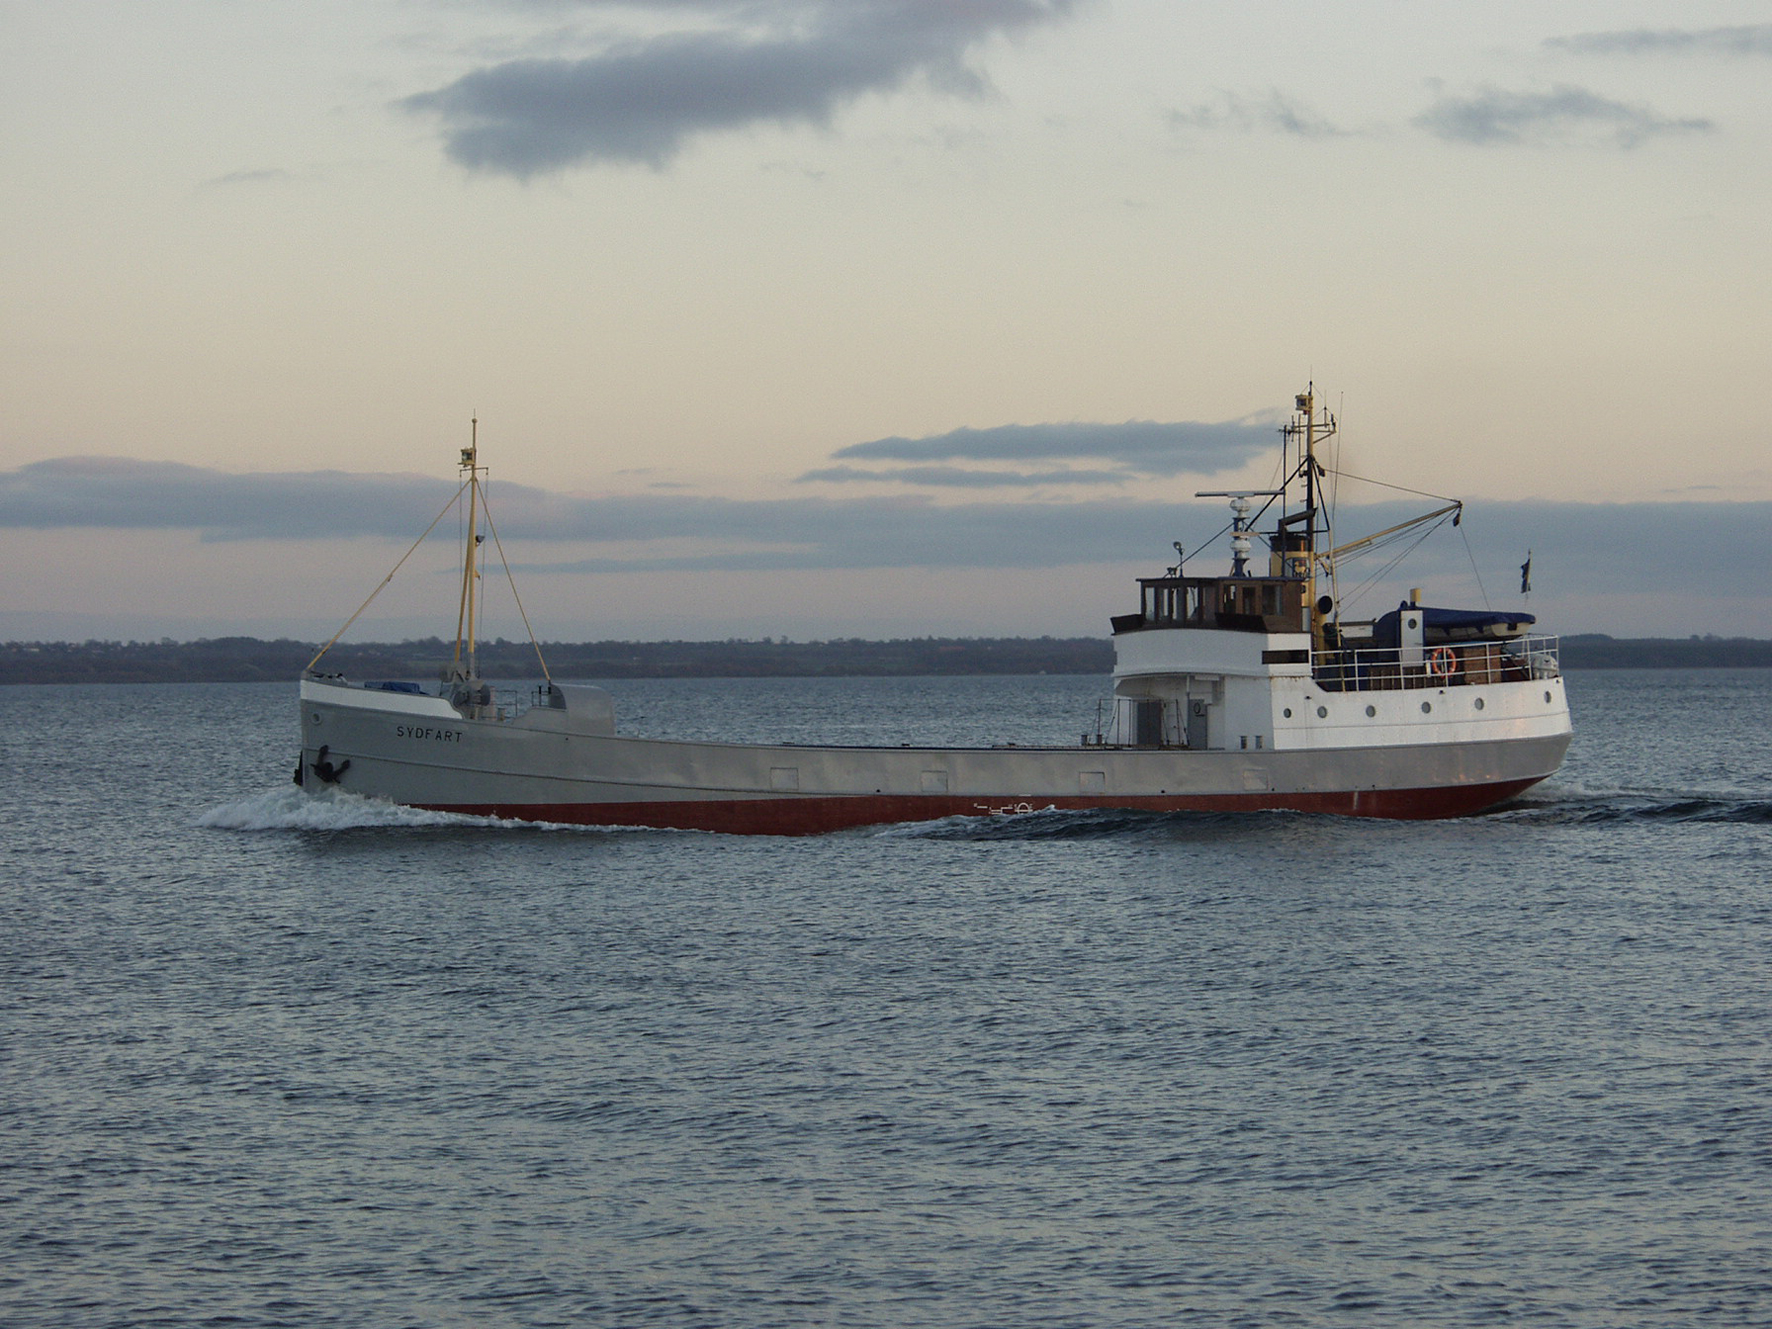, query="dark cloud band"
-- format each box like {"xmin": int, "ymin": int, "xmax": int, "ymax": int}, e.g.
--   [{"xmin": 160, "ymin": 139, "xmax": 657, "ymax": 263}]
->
[
  {"xmin": 2, "ymin": 455, "xmax": 1763, "ymax": 596},
  {"xmin": 0, "ymin": 457, "xmax": 462, "ymax": 541}
]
